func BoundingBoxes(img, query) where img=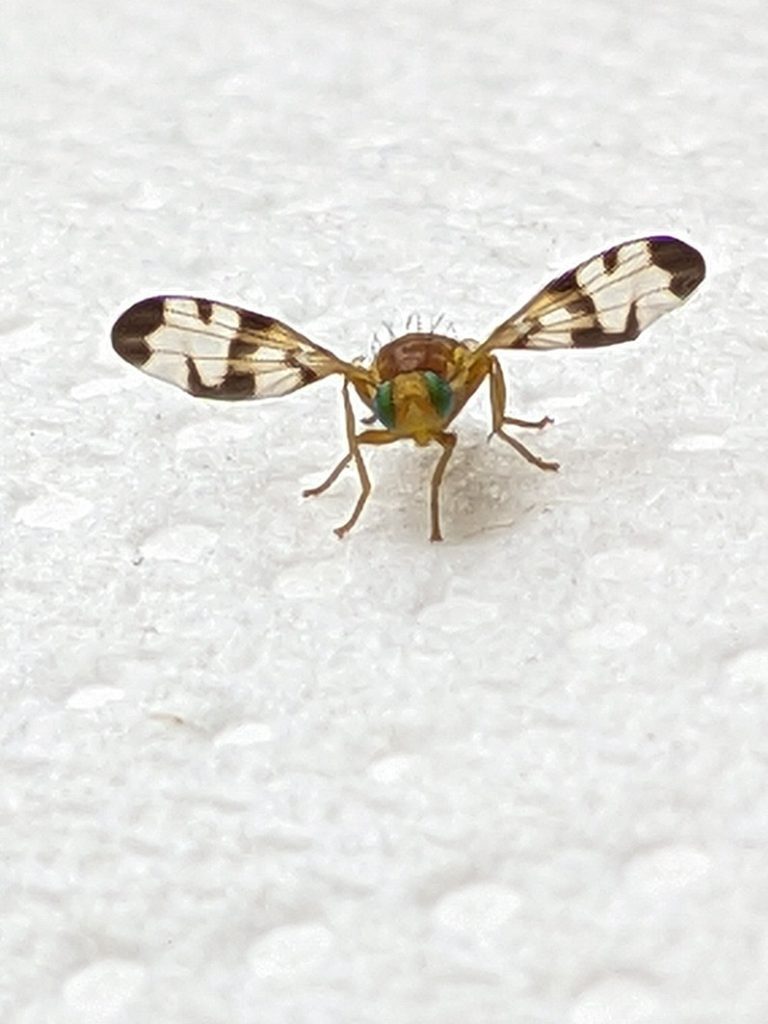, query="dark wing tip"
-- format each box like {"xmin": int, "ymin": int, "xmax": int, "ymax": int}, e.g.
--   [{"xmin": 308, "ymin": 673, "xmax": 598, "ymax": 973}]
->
[
  {"xmin": 548, "ymin": 267, "xmax": 578, "ymax": 293},
  {"xmin": 646, "ymin": 236, "xmax": 706, "ymax": 298},
  {"xmin": 239, "ymin": 309, "xmax": 277, "ymax": 333},
  {"xmin": 111, "ymin": 296, "xmax": 166, "ymax": 367}
]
